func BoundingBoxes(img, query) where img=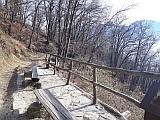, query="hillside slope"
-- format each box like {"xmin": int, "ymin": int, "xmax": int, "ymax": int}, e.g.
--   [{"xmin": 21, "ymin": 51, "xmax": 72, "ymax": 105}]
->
[{"xmin": 0, "ymin": 29, "xmax": 30, "ymax": 70}]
